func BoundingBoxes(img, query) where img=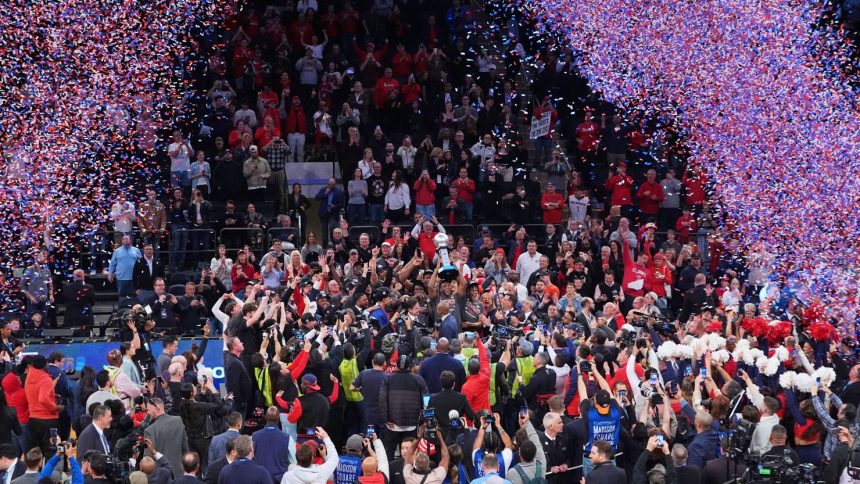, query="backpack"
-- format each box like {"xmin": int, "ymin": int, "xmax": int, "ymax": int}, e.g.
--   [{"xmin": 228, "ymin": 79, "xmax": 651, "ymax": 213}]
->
[{"xmin": 512, "ymin": 461, "xmax": 547, "ymax": 484}]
